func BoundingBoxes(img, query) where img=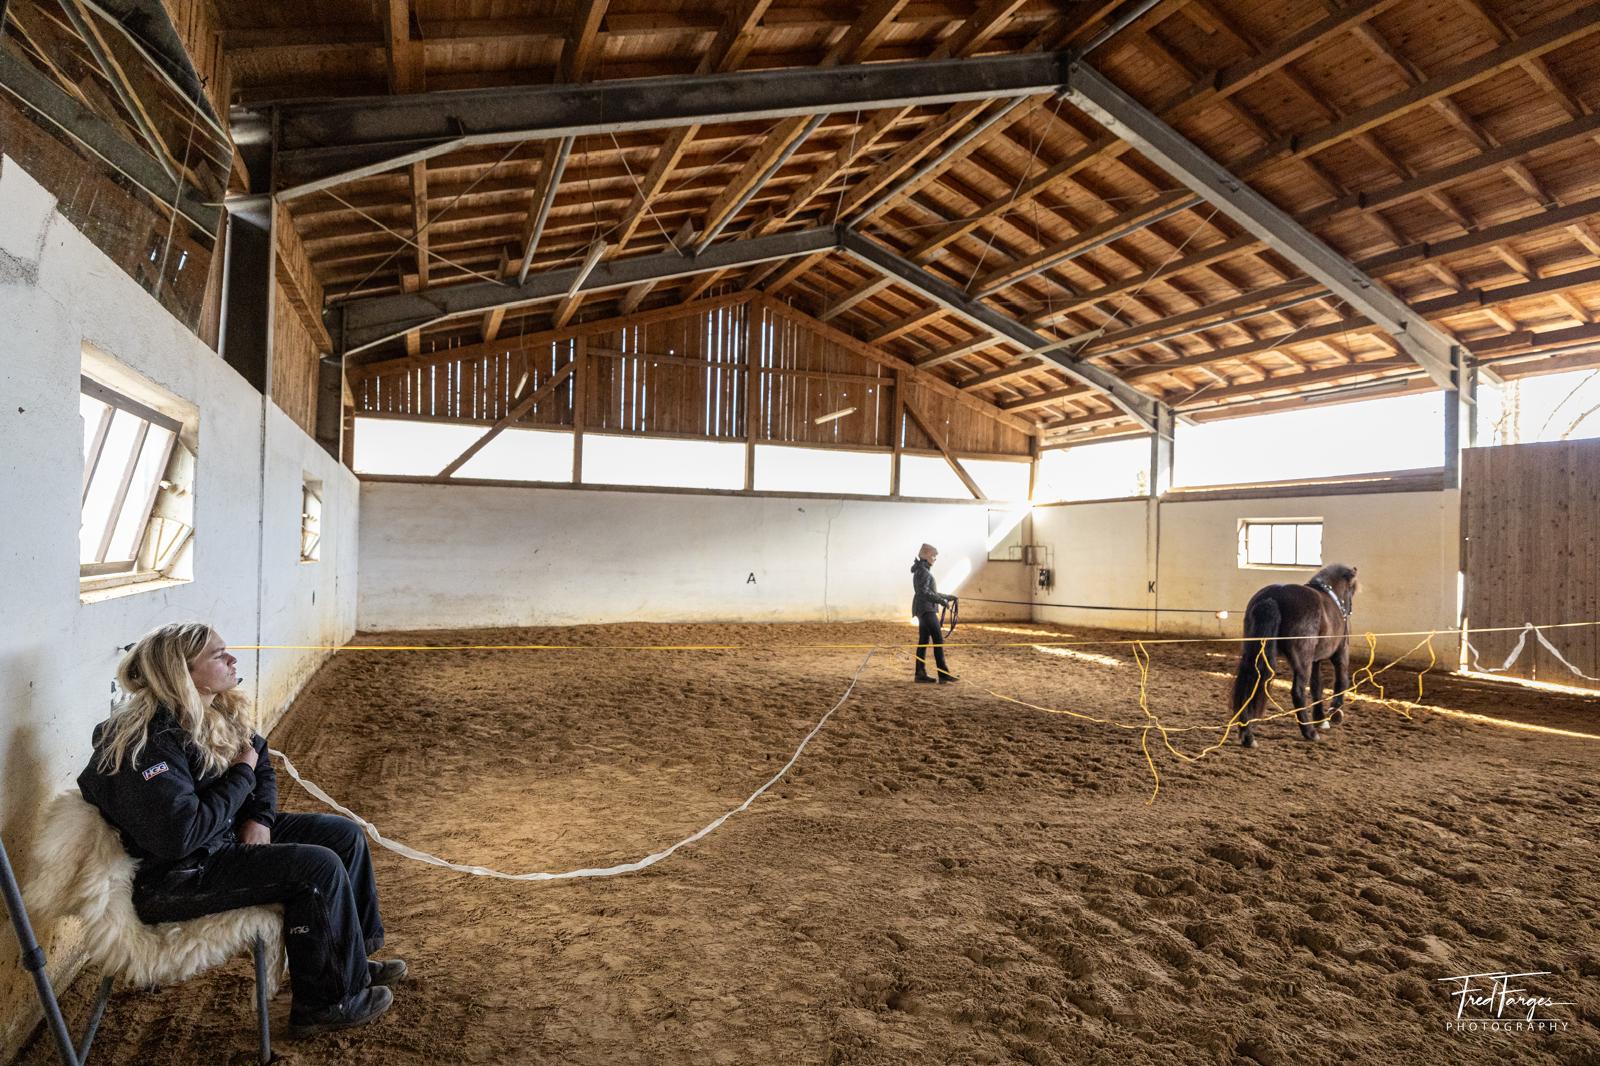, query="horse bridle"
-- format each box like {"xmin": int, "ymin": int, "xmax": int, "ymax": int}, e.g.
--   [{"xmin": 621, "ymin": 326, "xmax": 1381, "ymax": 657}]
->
[
  {"xmin": 1309, "ymin": 578, "xmax": 1351, "ymax": 620},
  {"xmin": 939, "ymin": 597, "xmax": 959, "ymax": 639}
]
